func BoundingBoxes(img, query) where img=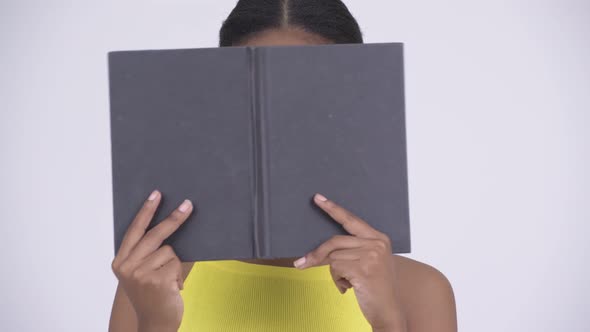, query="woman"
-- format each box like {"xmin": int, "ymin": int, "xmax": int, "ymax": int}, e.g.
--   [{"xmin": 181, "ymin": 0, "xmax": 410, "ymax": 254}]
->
[{"xmin": 109, "ymin": 1, "xmax": 457, "ymax": 331}]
